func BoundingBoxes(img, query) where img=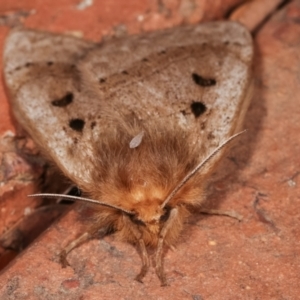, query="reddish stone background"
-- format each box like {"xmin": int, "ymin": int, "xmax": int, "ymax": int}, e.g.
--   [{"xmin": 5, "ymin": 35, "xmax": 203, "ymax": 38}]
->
[{"xmin": 1, "ymin": 0, "xmax": 300, "ymax": 299}]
